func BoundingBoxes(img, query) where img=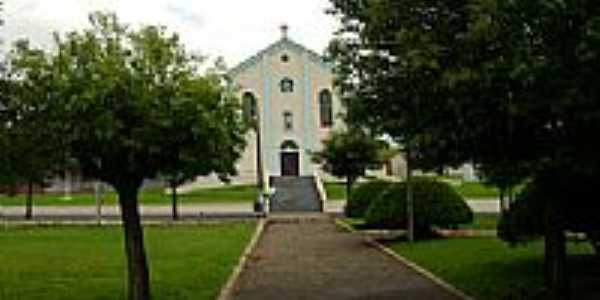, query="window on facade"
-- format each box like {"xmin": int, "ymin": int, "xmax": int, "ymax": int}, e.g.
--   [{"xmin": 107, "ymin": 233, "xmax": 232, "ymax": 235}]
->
[
  {"xmin": 319, "ymin": 89, "xmax": 333, "ymax": 128},
  {"xmin": 284, "ymin": 111, "xmax": 293, "ymax": 131},
  {"xmin": 280, "ymin": 78, "xmax": 294, "ymax": 93},
  {"xmin": 281, "ymin": 54, "xmax": 290, "ymax": 63},
  {"xmin": 242, "ymin": 92, "xmax": 257, "ymax": 121}
]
